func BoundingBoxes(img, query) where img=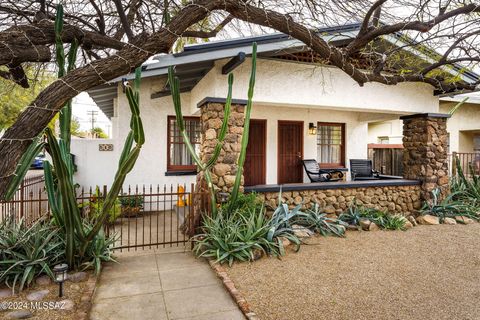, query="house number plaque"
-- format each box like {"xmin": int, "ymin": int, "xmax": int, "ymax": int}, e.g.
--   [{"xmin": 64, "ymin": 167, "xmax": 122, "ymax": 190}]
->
[{"xmin": 99, "ymin": 144, "xmax": 114, "ymax": 151}]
